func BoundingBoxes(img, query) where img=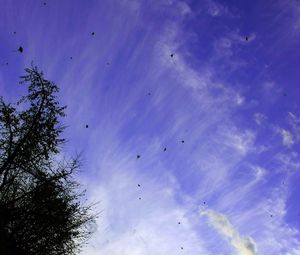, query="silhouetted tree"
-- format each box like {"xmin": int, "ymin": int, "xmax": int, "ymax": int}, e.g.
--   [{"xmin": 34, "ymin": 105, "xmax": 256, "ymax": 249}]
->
[{"xmin": 0, "ymin": 64, "xmax": 96, "ymax": 255}]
